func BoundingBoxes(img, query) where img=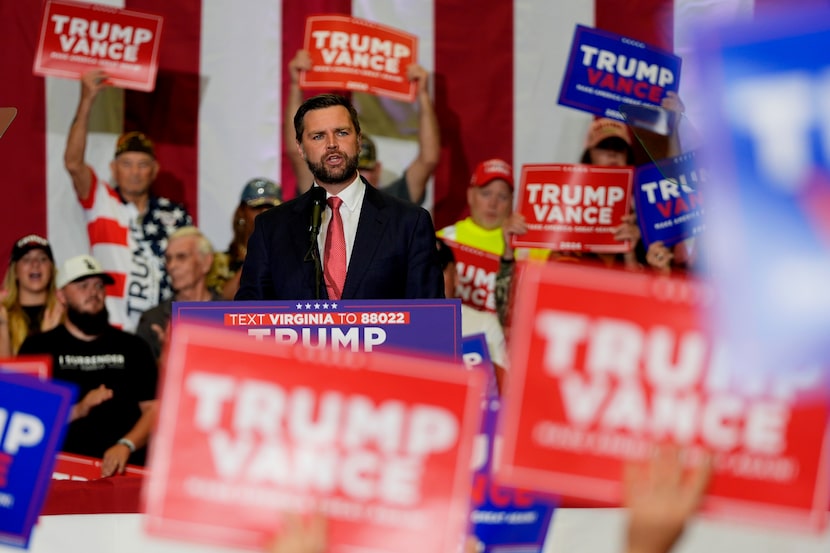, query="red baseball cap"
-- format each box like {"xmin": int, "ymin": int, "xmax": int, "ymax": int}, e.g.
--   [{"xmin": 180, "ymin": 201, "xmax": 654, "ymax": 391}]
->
[
  {"xmin": 470, "ymin": 158, "xmax": 514, "ymax": 189},
  {"xmin": 585, "ymin": 118, "xmax": 632, "ymax": 149}
]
